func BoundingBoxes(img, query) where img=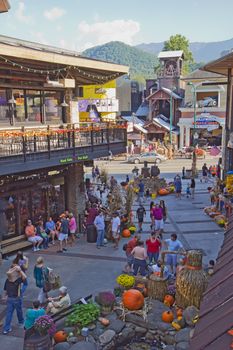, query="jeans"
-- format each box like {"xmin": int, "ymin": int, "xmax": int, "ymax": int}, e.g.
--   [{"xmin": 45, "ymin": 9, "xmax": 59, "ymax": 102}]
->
[
  {"xmin": 148, "ymin": 252, "xmax": 159, "ymax": 264},
  {"xmin": 42, "ymin": 236, "xmax": 49, "ymax": 249},
  {"xmin": 21, "ymin": 279, "xmax": 28, "ymax": 296},
  {"xmin": 4, "ymin": 297, "xmax": 24, "ymax": 332},
  {"xmin": 133, "ymin": 258, "xmax": 147, "ymax": 276},
  {"xmin": 96, "ymin": 229, "xmax": 105, "ymax": 247}
]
